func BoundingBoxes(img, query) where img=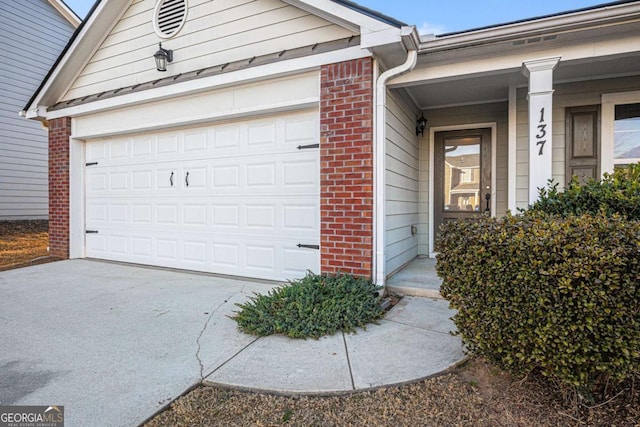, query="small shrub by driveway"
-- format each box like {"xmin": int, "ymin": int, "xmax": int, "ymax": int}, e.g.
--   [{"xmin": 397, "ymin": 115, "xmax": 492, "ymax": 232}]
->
[
  {"xmin": 437, "ymin": 211, "xmax": 640, "ymax": 399},
  {"xmin": 231, "ymin": 273, "xmax": 384, "ymax": 339}
]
